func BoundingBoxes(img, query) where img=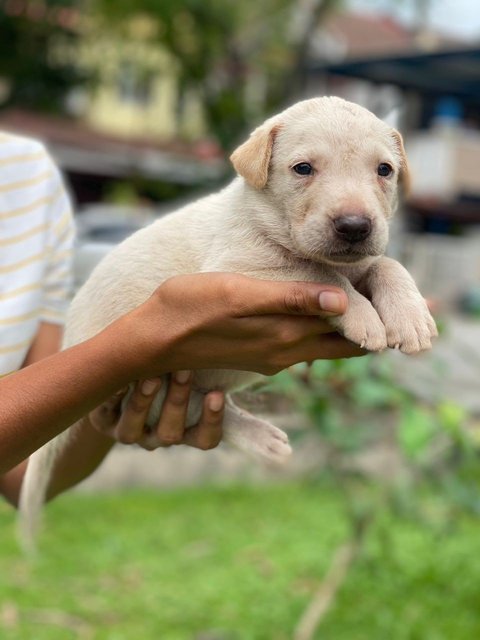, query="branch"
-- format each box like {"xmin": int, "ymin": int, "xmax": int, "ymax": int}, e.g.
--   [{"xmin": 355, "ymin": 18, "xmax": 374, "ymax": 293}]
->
[
  {"xmin": 293, "ymin": 540, "xmax": 359, "ymax": 640},
  {"xmin": 282, "ymin": 0, "xmax": 339, "ymax": 102}
]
